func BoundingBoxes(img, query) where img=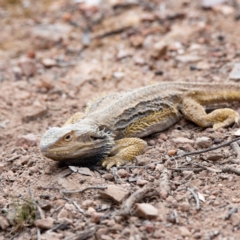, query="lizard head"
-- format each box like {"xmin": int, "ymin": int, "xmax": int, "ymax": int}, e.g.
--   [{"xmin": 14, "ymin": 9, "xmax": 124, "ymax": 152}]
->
[{"xmin": 40, "ymin": 123, "xmax": 114, "ymax": 166}]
